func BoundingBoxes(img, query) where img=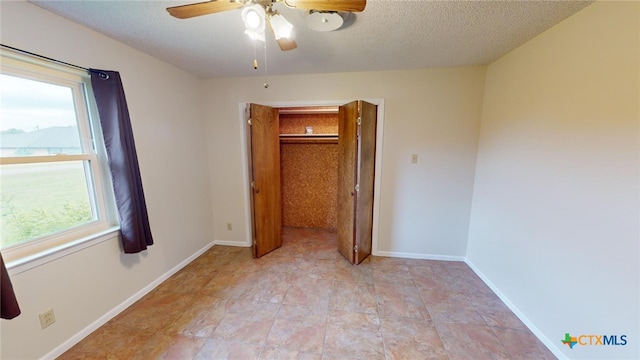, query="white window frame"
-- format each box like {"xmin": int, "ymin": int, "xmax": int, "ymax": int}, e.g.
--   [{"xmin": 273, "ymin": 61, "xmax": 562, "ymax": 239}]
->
[{"xmin": 0, "ymin": 50, "xmax": 118, "ymax": 268}]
